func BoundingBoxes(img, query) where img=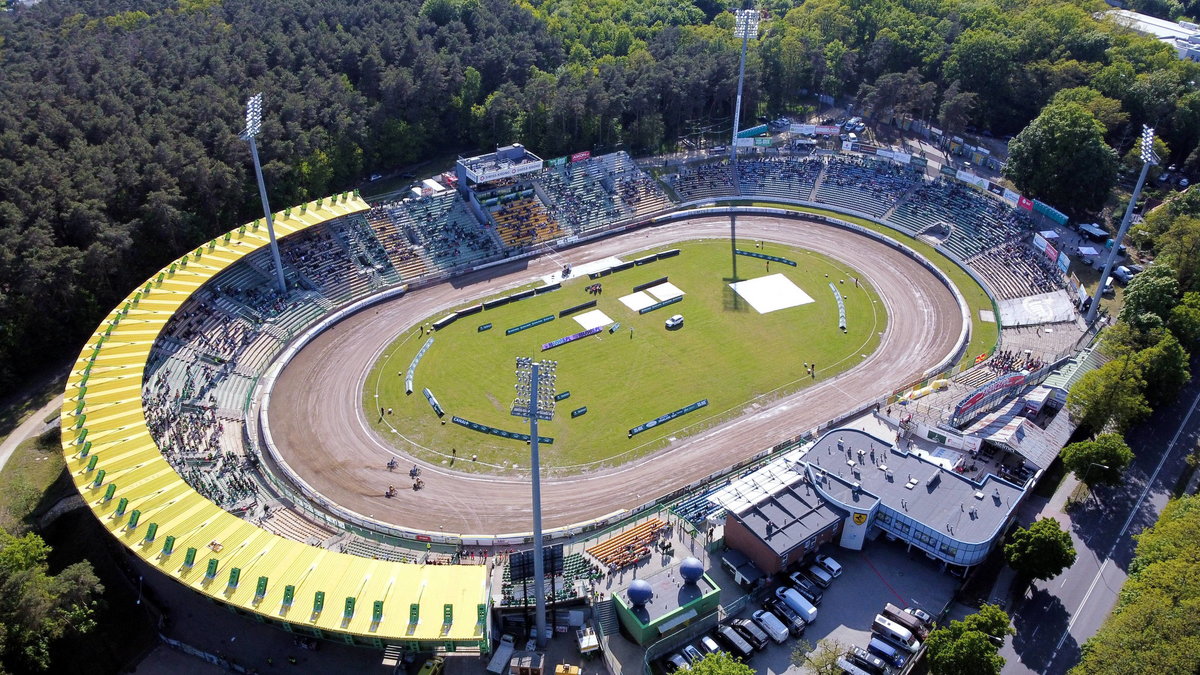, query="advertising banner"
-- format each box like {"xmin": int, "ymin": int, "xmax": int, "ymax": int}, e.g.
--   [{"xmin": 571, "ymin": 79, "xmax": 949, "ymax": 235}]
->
[
  {"xmin": 815, "ymin": 125, "xmax": 840, "ymax": 135},
  {"xmin": 505, "ymin": 315, "xmax": 555, "ymax": 336},
  {"xmin": 735, "ymin": 249, "xmax": 798, "ymax": 266},
  {"xmin": 638, "ymin": 295, "xmax": 683, "ymax": 314},
  {"xmin": 1045, "ymin": 243, "xmax": 1059, "ymax": 264},
  {"xmin": 570, "ymin": 150, "xmax": 592, "ymax": 163},
  {"xmin": 629, "ymin": 399, "xmax": 708, "ymax": 437},
  {"xmin": 1002, "ymin": 188, "xmax": 1020, "ymax": 206},
  {"xmin": 452, "ymin": 416, "xmax": 553, "ymax": 444},
  {"xmin": 734, "ymin": 138, "xmax": 755, "ymax": 147},
  {"xmin": 1018, "ymin": 195, "xmax": 1034, "ymax": 211},
  {"xmin": 1057, "ymin": 251, "xmax": 1071, "ymax": 274},
  {"xmin": 790, "ymin": 123, "xmax": 816, "ymax": 135},
  {"xmin": 541, "ymin": 326, "xmax": 602, "ymax": 351},
  {"xmin": 1033, "ymin": 200, "xmax": 1069, "ymax": 225},
  {"xmin": 1032, "ymin": 233, "xmax": 1048, "ymax": 251}
]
